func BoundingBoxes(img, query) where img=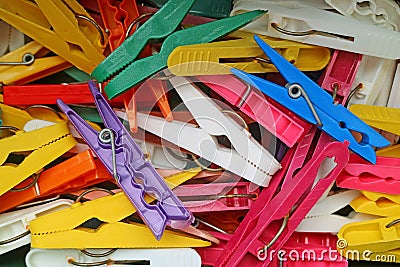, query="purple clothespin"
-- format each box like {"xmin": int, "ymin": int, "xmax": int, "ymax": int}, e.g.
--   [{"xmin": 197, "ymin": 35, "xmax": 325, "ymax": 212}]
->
[{"xmin": 57, "ymin": 81, "xmax": 192, "ymax": 240}]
